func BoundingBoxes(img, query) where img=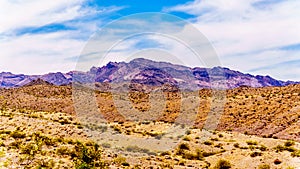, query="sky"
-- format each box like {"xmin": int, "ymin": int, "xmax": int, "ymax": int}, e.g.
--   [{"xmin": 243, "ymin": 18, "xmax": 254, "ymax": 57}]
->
[{"xmin": 0, "ymin": 0, "xmax": 300, "ymax": 81}]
